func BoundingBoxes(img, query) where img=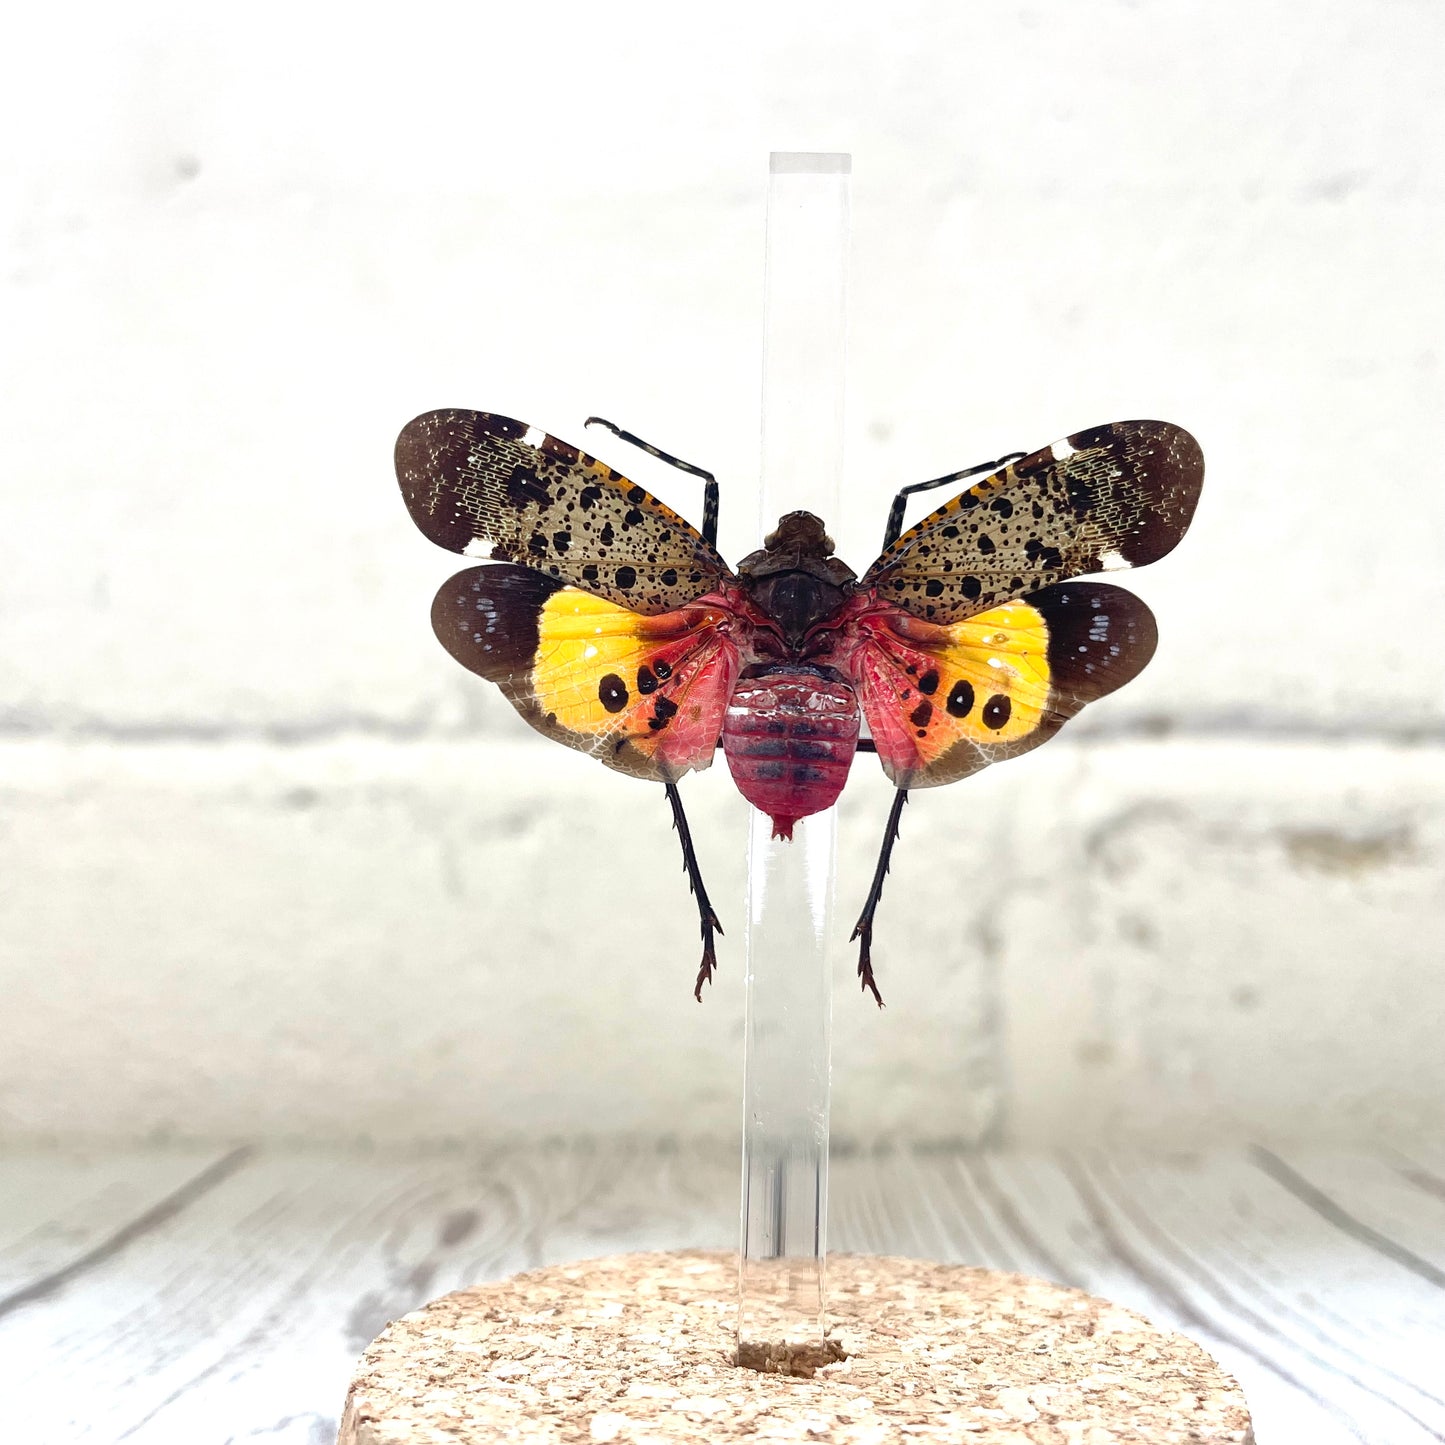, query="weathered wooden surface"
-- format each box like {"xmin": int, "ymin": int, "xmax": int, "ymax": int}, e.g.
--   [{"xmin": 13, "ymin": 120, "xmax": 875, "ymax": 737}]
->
[
  {"xmin": 3, "ymin": 1146, "xmax": 1443, "ymax": 1442},
  {"xmin": 340, "ymin": 1250, "xmax": 1252, "ymax": 1443}
]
